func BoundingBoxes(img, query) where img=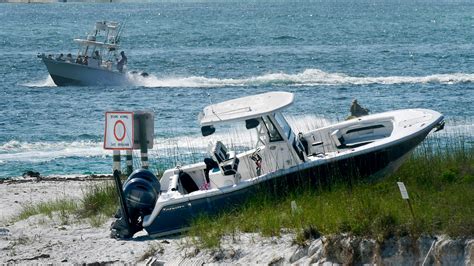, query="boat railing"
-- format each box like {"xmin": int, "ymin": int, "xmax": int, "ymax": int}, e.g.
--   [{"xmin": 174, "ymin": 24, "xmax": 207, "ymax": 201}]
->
[{"xmin": 41, "ymin": 52, "xmax": 117, "ymax": 71}]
